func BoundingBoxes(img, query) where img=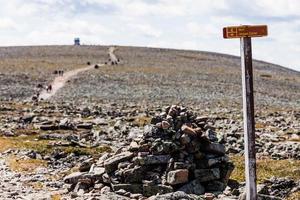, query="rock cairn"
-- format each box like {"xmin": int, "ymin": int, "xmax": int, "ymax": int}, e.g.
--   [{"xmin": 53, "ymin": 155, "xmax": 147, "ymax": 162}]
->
[{"xmin": 64, "ymin": 105, "xmax": 234, "ymax": 198}]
